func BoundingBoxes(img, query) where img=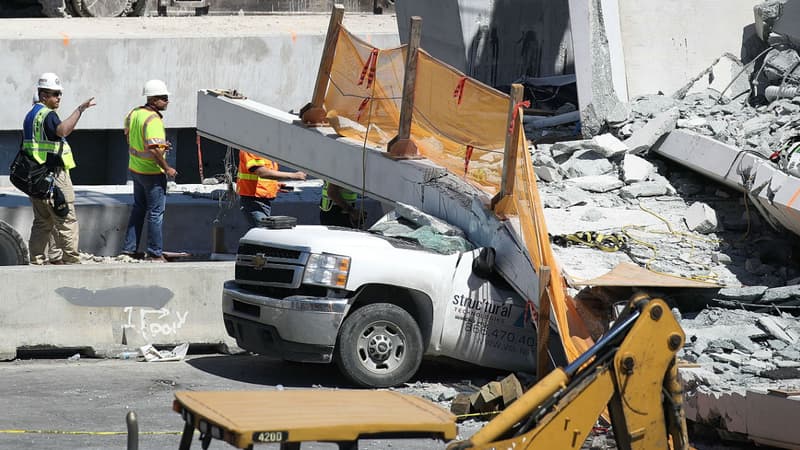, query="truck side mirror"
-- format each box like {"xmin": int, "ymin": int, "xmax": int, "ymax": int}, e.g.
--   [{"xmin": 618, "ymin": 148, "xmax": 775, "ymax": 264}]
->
[{"xmin": 472, "ymin": 247, "xmax": 496, "ymax": 278}]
